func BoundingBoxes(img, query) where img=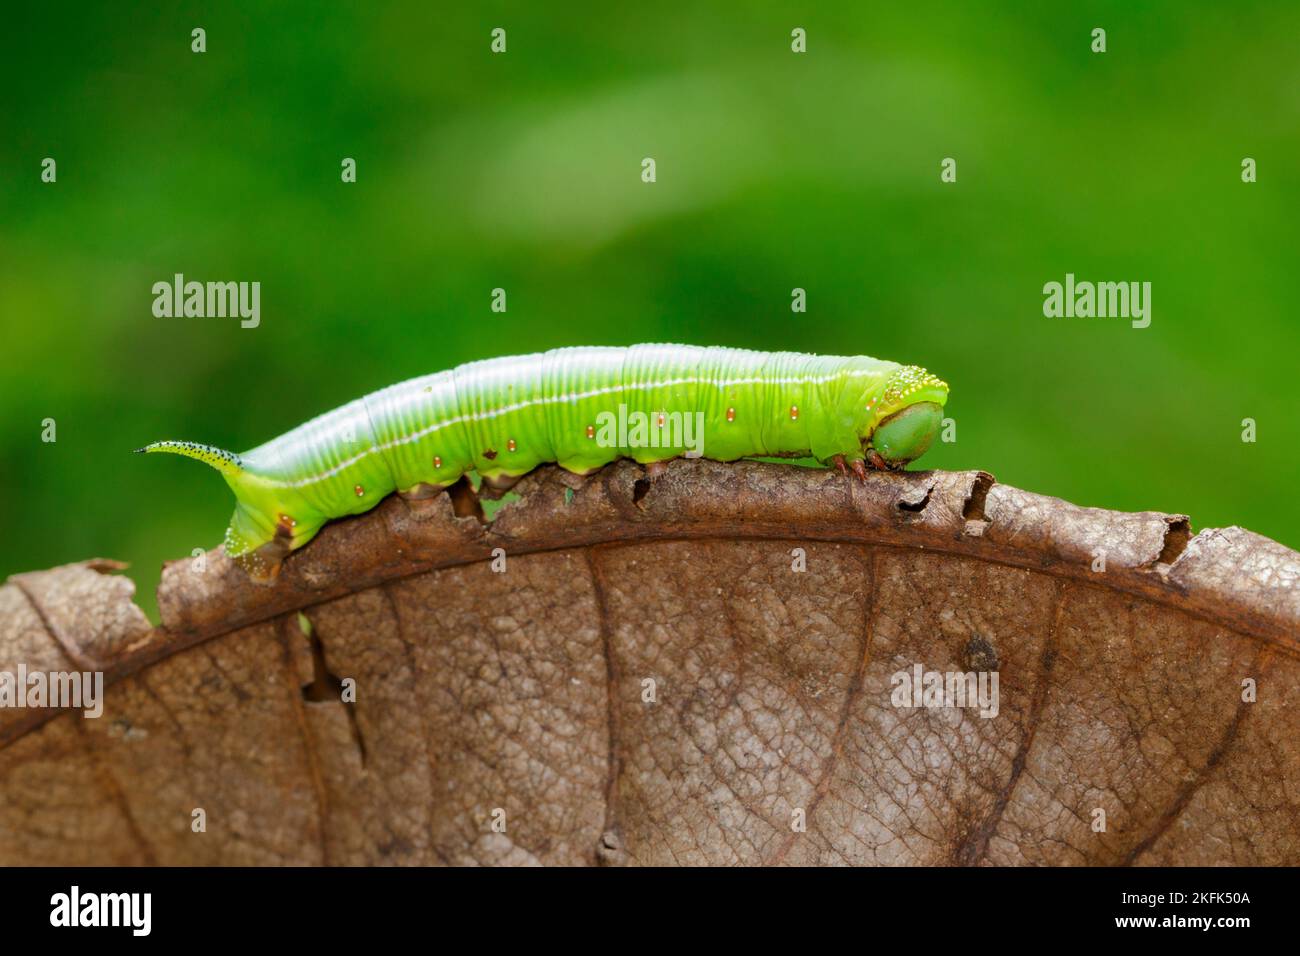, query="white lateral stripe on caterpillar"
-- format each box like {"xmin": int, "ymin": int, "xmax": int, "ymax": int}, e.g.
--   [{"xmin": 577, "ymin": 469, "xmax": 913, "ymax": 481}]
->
[
  {"xmin": 266, "ymin": 369, "xmax": 880, "ymax": 489},
  {"xmin": 143, "ymin": 345, "xmax": 952, "ymax": 576}
]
